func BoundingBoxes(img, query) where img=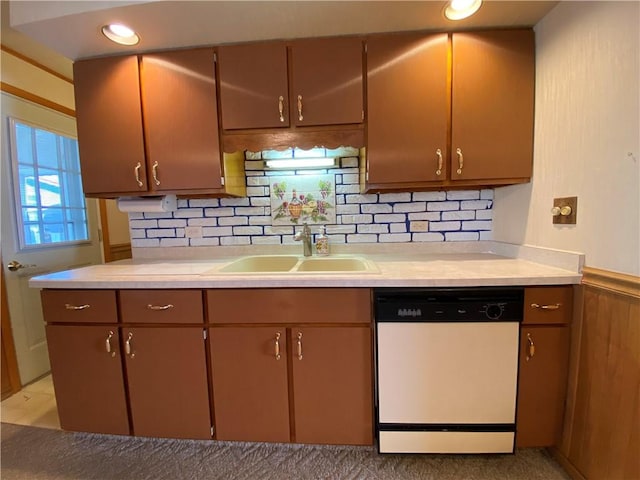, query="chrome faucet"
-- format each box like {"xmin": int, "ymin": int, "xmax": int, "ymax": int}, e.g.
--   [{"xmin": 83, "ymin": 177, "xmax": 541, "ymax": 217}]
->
[{"xmin": 294, "ymin": 223, "xmax": 312, "ymax": 257}]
